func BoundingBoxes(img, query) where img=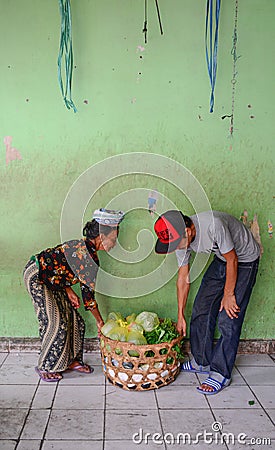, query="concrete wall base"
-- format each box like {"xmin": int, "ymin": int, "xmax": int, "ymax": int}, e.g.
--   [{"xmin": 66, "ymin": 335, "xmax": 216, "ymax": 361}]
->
[{"xmin": 0, "ymin": 338, "xmax": 274, "ymax": 354}]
